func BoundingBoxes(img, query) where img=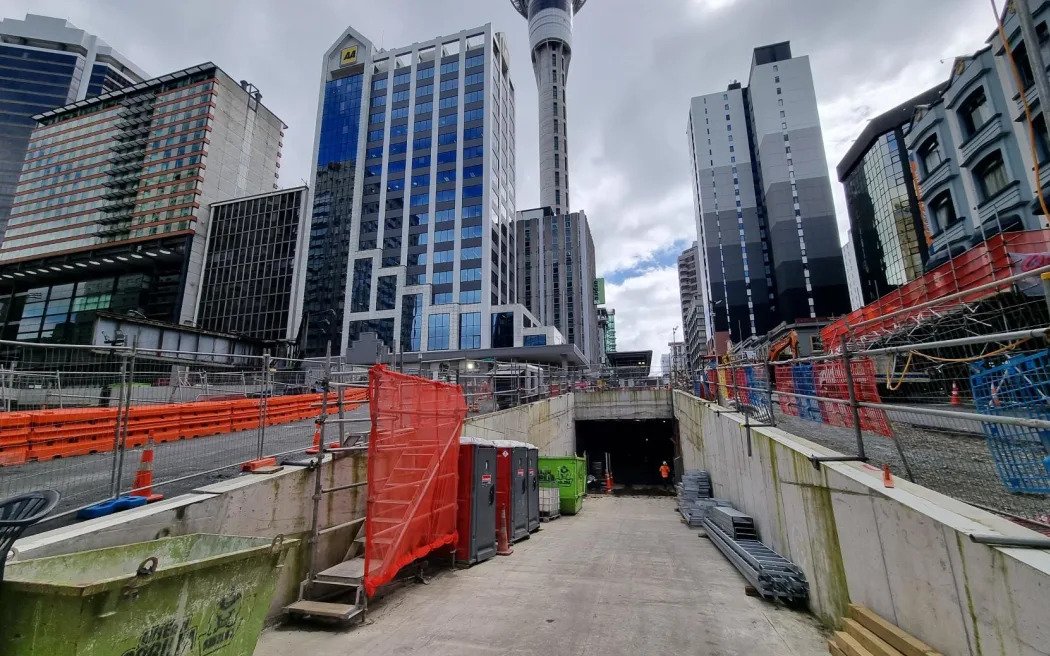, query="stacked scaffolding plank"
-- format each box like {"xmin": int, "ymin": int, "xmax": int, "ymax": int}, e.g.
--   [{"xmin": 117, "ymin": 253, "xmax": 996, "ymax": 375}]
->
[{"xmin": 701, "ymin": 505, "xmax": 809, "ymax": 604}]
